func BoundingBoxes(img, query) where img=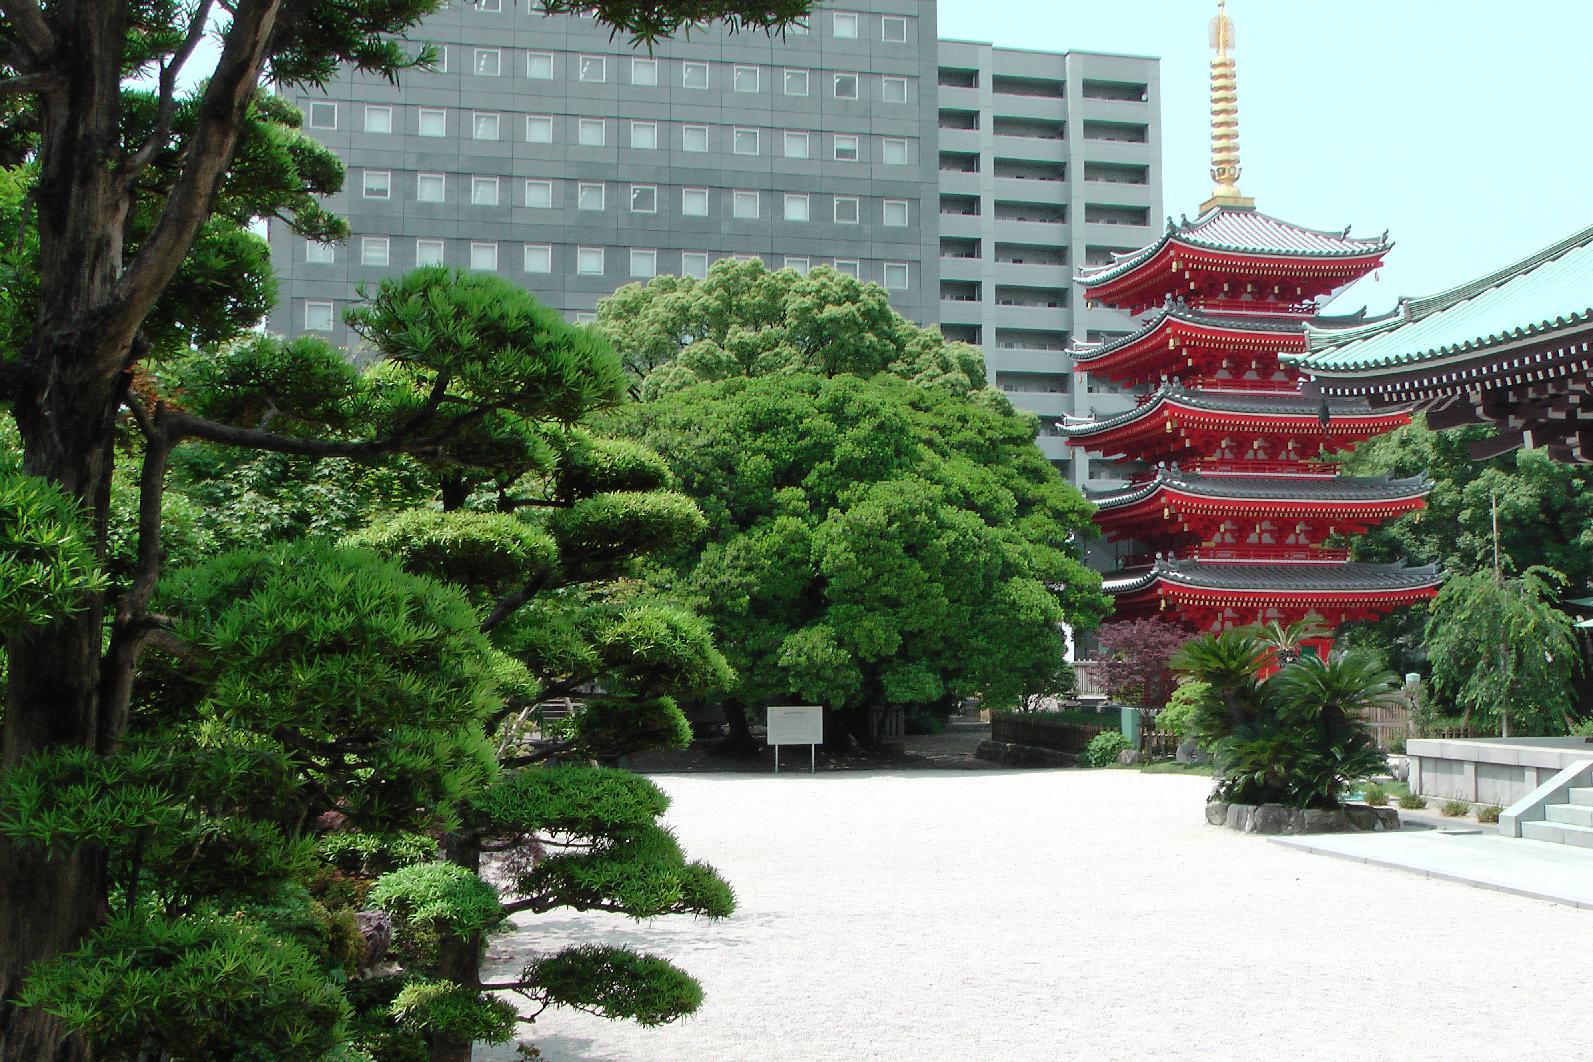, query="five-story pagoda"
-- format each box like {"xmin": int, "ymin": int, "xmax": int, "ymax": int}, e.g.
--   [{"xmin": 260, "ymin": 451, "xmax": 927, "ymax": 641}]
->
[{"xmin": 1061, "ymin": 1, "xmax": 1440, "ymax": 632}]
